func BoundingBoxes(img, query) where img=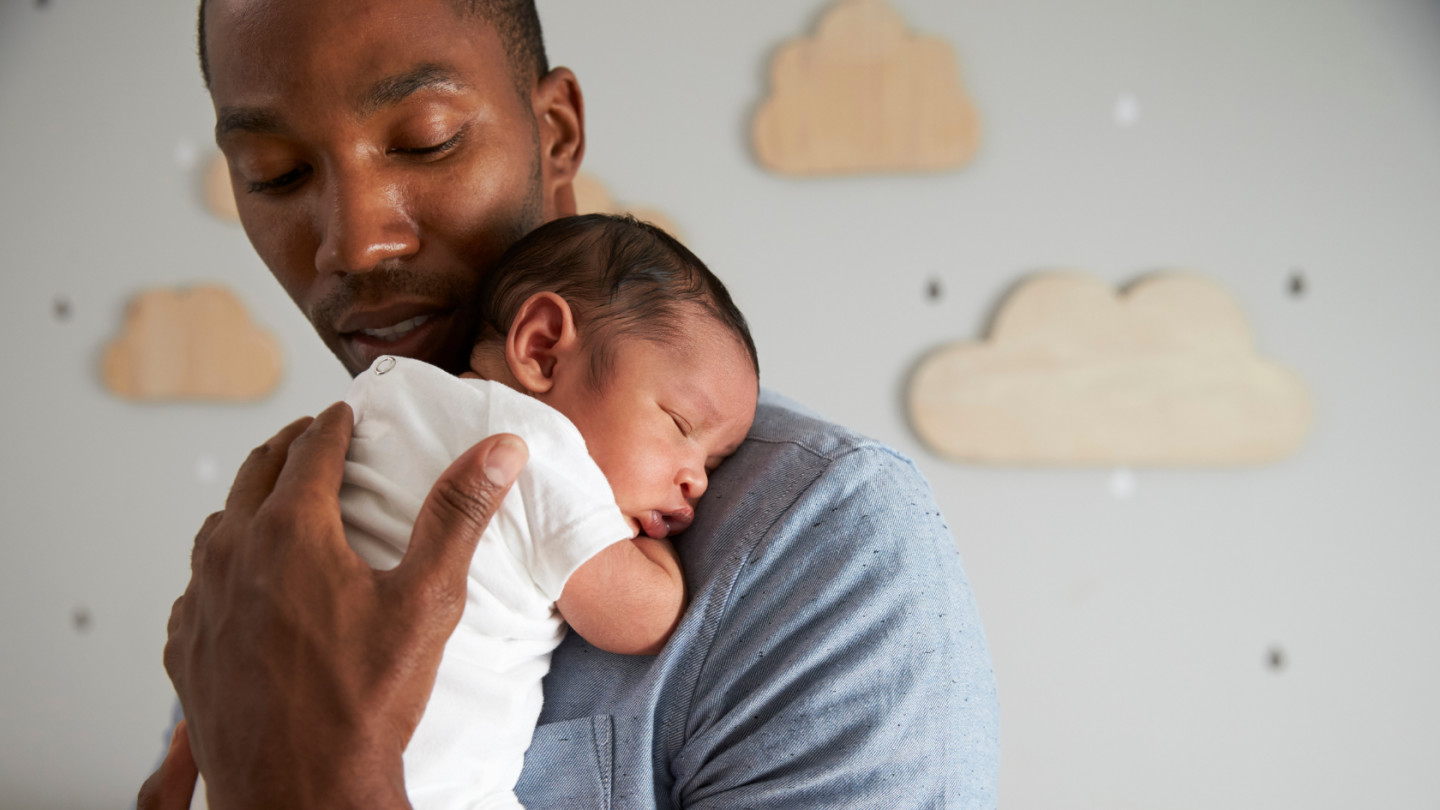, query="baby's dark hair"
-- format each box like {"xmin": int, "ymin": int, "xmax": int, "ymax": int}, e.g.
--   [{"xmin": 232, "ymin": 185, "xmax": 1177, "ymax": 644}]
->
[{"xmin": 474, "ymin": 214, "xmax": 758, "ymax": 387}]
